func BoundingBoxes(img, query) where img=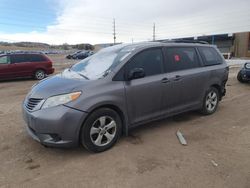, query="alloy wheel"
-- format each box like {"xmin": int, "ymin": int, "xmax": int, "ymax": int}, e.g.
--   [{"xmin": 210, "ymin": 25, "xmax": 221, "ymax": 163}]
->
[
  {"xmin": 90, "ymin": 116, "xmax": 117, "ymax": 147},
  {"xmin": 35, "ymin": 70, "xmax": 45, "ymax": 80},
  {"xmin": 206, "ymin": 91, "xmax": 218, "ymax": 112}
]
